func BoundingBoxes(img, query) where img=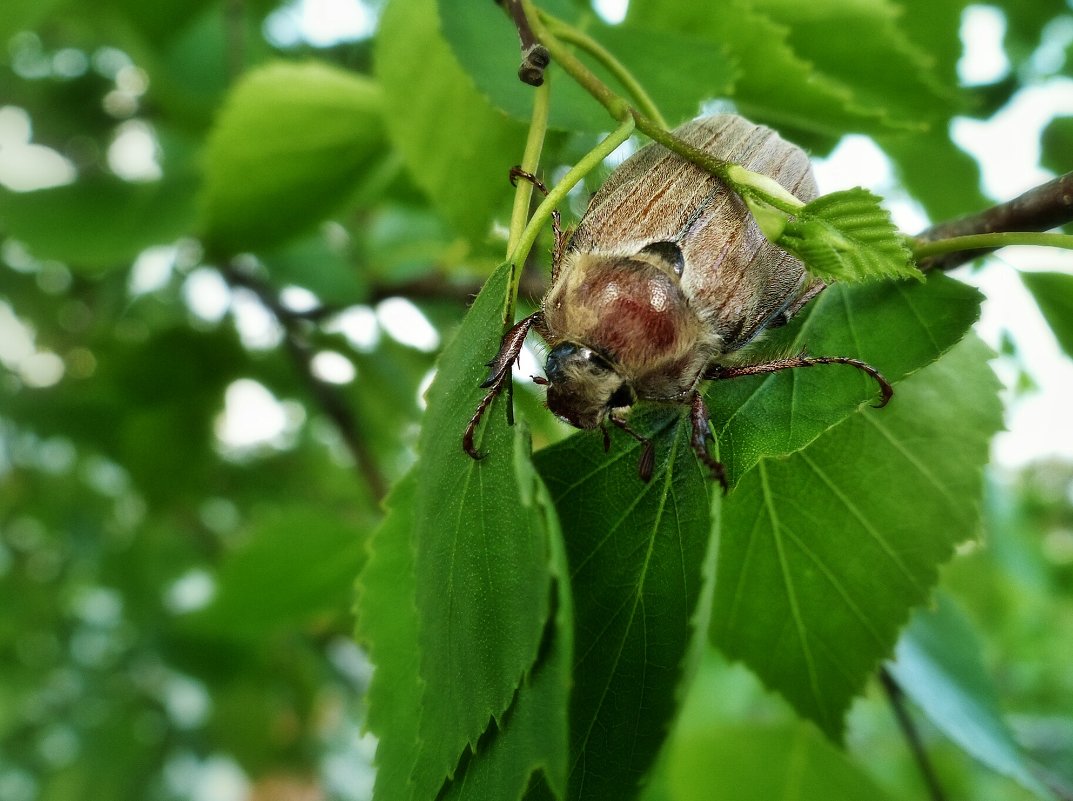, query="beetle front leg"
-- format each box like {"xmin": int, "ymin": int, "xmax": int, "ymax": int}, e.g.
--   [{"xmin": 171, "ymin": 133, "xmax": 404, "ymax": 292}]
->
[
  {"xmin": 462, "ymin": 311, "xmax": 542, "ymax": 460},
  {"xmin": 690, "ymin": 391, "xmax": 728, "ymax": 492},
  {"xmin": 509, "ymin": 166, "xmax": 567, "ymax": 278}
]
